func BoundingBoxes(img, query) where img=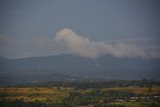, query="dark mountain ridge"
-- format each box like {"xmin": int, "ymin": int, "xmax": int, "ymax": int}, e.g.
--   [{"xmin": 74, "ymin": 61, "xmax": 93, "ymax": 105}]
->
[{"xmin": 0, "ymin": 54, "xmax": 160, "ymax": 85}]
